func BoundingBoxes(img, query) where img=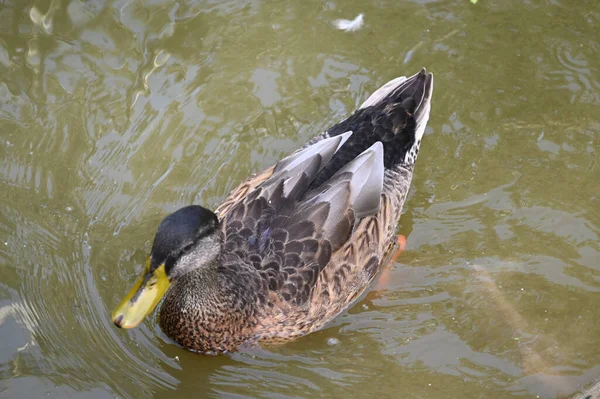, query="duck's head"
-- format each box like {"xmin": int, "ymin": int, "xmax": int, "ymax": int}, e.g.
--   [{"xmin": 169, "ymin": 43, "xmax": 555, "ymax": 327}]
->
[{"xmin": 112, "ymin": 205, "xmax": 222, "ymax": 329}]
